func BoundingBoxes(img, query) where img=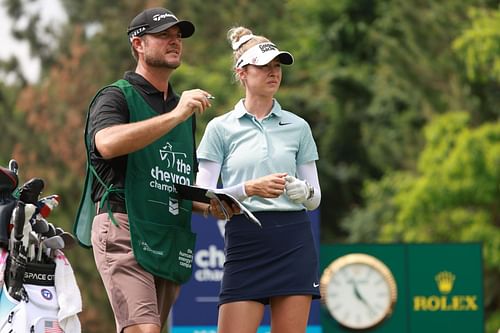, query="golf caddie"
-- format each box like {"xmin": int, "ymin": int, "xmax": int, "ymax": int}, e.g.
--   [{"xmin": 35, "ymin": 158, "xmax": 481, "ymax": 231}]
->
[{"xmin": 73, "ymin": 7, "xmax": 232, "ymax": 333}]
